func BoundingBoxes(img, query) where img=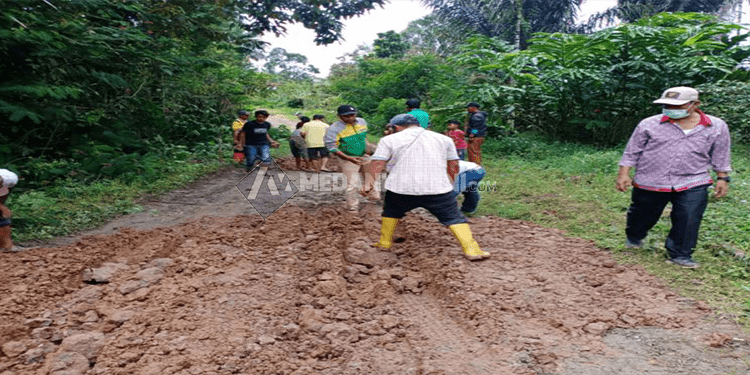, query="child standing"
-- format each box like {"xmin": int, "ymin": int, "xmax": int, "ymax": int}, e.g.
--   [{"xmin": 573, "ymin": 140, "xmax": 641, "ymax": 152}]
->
[
  {"xmin": 446, "ymin": 120, "xmax": 467, "ymax": 160},
  {"xmin": 290, "ymin": 116, "xmax": 312, "ymax": 171}
]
